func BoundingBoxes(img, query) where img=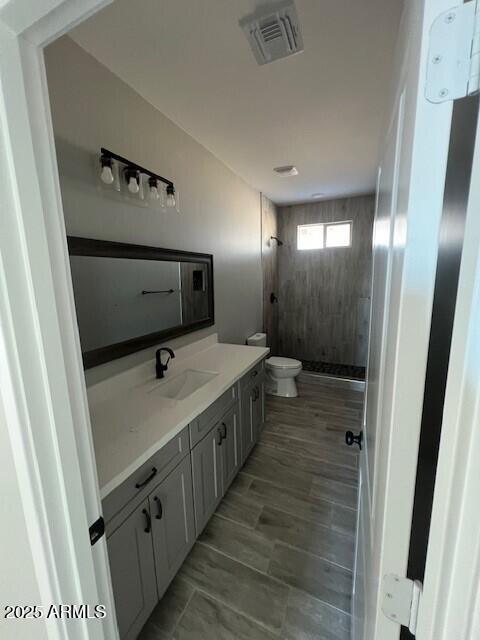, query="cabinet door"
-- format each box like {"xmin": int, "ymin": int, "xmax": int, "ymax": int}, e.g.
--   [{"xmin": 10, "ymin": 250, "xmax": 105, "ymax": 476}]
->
[
  {"xmin": 221, "ymin": 403, "xmax": 241, "ymax": 491},
  {"xmin": 241, "ymin": 383, "xmax": 256, "ymax": 463},
  {"xmin": 107, "ymin": 500, "xmax": 158, "ymax": 640},
  {"xmin": 149, "ymin": 456, "xmax": 196, "ymax": 598},
  {"xmin": 252, "ymin": 378, "xmax": 265, "ymax": 439},
  {"xmin": 191, "ymin": 425, "xmax": 223, "ymax": 533}
]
